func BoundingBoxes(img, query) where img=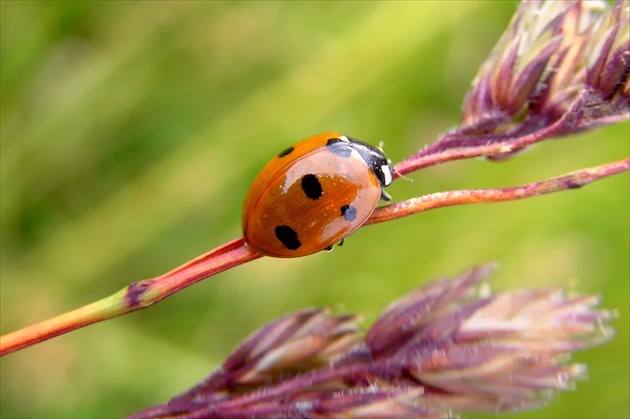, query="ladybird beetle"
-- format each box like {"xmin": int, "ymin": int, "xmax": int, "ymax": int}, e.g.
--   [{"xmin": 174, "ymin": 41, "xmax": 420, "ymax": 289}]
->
[{"xmin": 242, "ymin": 132, "xmax": 394, "ymax": 257}]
